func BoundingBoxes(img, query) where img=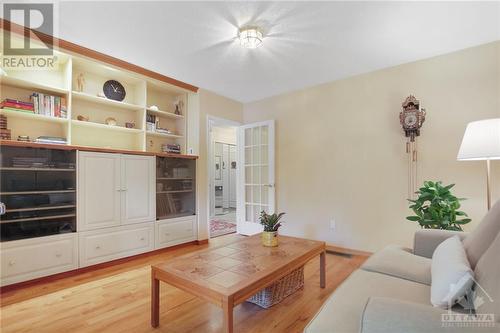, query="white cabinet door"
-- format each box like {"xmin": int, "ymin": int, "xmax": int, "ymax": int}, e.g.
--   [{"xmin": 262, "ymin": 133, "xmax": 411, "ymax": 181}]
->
[
  {"xmin": 78, "ymin": 152, "xmax": 121, "ymax": 231},
  {"xmin": 121, "ymin": 154, "xmax": 155, "ymax": 225}
]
